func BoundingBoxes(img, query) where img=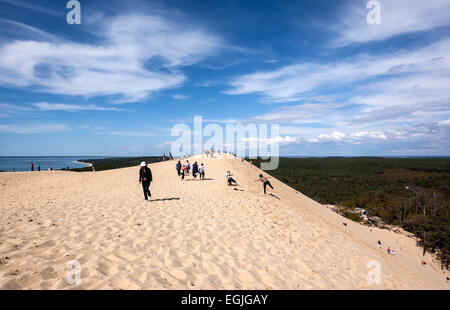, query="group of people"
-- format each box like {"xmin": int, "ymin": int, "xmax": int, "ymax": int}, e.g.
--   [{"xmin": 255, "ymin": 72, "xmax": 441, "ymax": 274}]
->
[
  {"xmin": 176, "ymin": 160, "xmax": 205, "ymax": 180},
  {"xmin": 30, "ymin": 162, "xmax": 41, "ymax": 171},
  {"xmin": 226, "ymin": 171, "xmax": 274, "ymax": 194},
  {"xmin": 138, "ymin": 158, "xmax": 275, "ymax": 201},
  {"xmin": 377, "ymin": 240, "xmax": 396, "ymax": 256}
]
